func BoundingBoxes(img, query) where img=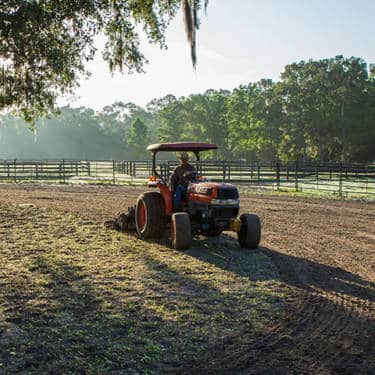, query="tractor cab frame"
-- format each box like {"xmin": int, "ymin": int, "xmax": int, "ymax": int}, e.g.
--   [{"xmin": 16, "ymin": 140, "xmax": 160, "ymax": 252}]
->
[
  {"xmin": 147, "ymin": 142, "xmax": 217, "ymax": 185},
  {"xmin": 146, "ymin": 142, "xmax": 218, "ymax": 216}
]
